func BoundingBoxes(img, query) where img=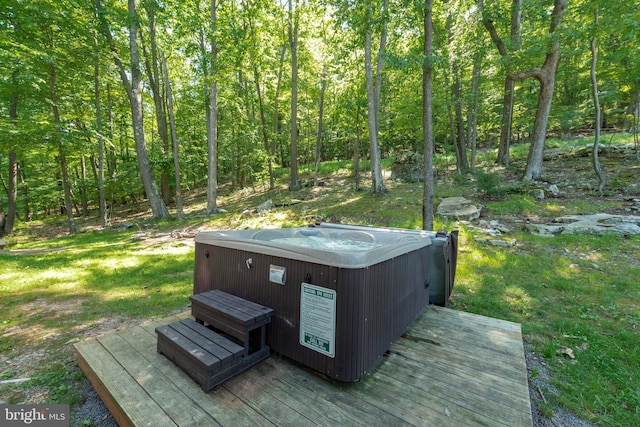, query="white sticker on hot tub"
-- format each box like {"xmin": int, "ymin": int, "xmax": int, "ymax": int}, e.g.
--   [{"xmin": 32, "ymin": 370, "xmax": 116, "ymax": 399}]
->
[
  {"xmin": 300, "ymin": 283, "xmax": 336, "ymax": 358},
  {"xmin": 269, "ymin": 265, "xmax": 286, "ymax": 285}
]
